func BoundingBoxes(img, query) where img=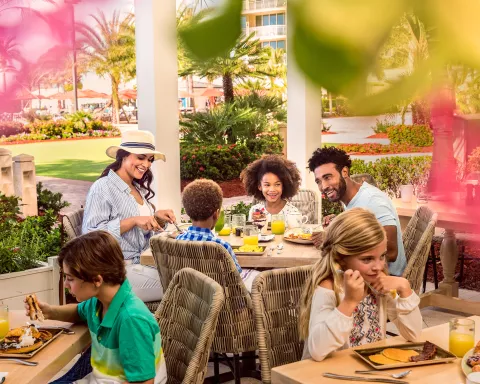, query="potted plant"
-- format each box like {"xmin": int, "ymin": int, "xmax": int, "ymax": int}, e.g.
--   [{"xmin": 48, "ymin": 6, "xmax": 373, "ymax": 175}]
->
[{"xmin": 0, "ymin": 187, "xmax": 67, "ymax": 309}]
